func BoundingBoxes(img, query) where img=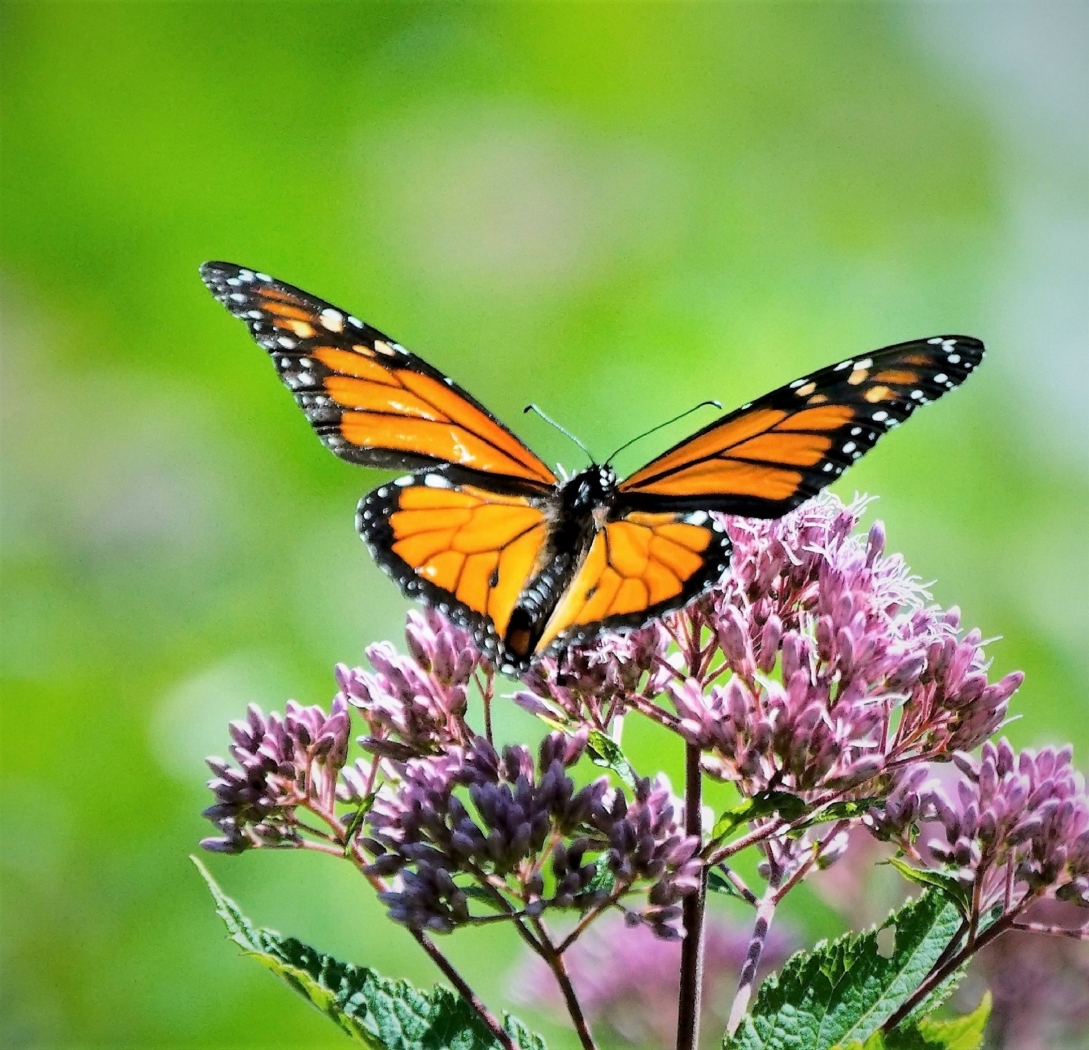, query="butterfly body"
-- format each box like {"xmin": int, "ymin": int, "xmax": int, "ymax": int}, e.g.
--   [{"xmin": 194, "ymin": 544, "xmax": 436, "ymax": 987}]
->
[{"xmin": 201, "ymin": 261, "xmax": 983, "ymax": 673}]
